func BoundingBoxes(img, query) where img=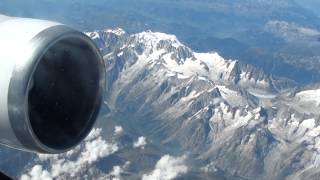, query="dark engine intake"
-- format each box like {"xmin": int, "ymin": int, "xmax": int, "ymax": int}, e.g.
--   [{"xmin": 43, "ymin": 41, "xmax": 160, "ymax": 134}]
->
[{"xmin": 0, "ymin": 15, "xmax": 105, "ymax": 153}]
